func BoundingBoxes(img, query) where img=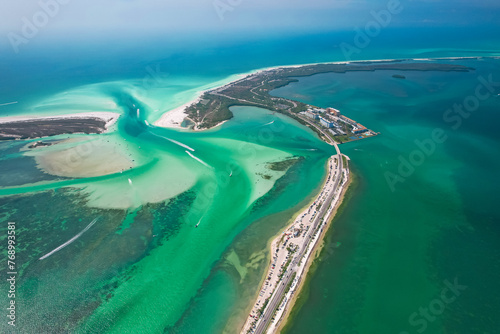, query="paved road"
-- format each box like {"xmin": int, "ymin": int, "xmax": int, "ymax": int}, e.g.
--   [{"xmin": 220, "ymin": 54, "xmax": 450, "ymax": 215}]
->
[
  {"xmin": 253, "ymin": 143, "xmax": 343, "ymax": 334},
  {"xmin": 296, "ymin": 113, "xmax": 338, "ymax": 147}
]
